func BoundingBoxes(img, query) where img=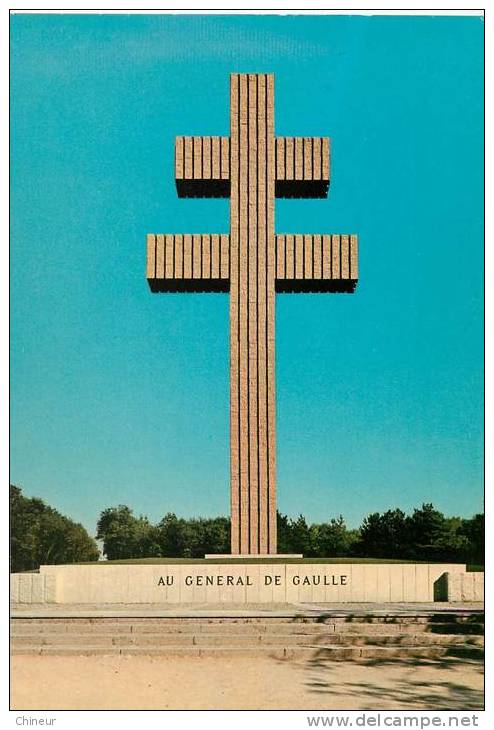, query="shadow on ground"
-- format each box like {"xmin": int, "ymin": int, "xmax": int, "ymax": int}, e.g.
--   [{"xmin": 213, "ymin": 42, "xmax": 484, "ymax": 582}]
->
[
  {"xmin": 302, "ymin": 655, "xmax": 484, "ymax": 710},
  {"xmin": 290, "ymin": 612, "xmax": 484, "ymax": 710}
]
